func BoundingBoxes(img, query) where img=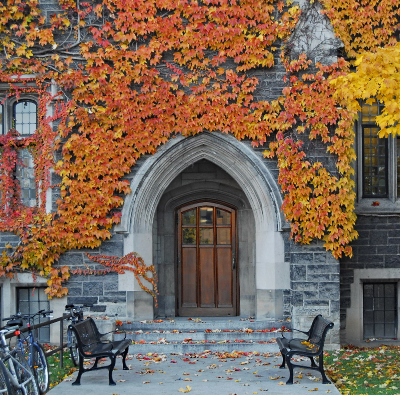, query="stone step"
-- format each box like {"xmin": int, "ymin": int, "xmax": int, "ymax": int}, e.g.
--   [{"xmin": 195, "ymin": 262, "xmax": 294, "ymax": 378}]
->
[
  {"xmin": 114, "ymin": 318, "xmax": 291, "ymax": 353},
  {"xmin": 128, "ymin": 341, "xmax": 279, "ymax": 354},
  {"xmin": 119, "ymin": 319, "xmax": 290, "ymax": 332},
  {"xmin": 116, "ymin": 331, "xmax": 285, "ymax": 342}
]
